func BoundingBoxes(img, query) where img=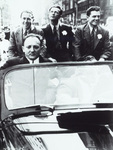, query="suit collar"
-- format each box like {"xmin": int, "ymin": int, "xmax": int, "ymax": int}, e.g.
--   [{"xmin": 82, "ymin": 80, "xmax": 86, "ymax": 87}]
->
[
  {"xmin": 16, "ymin": 27, "xmax": 23, "ymax": 46},
  {"xmin": 25, "ymin": 57, "xmax": 40, "ymax": 64},
  {"xmin": 19, "ymin": 56, "xmax": 29, "ymax": 64},
  {"xmin": 94, "ymin": 25, "xmax": 103, "ymax": 49},
  {"xmin": 16, "ymin": 26, "xmax": 36, "ymax": 46},
  {"xmin": 84, "ymin": 24, "xmax": 91, "ymax": 44},
  {"xmin": 20, "ymin": 56, "xmax": 44, "ymax": 64},
  {"xmin": 84, "ymin": 24, "xmax": 103, "ymax": 49},
  {"xmin": 49, "ymin": 22, "xmax": 64, "ymax": 31},
  {"xmin": 46, "ymin": 24, "xmax": 53, "ymax": 33}
]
